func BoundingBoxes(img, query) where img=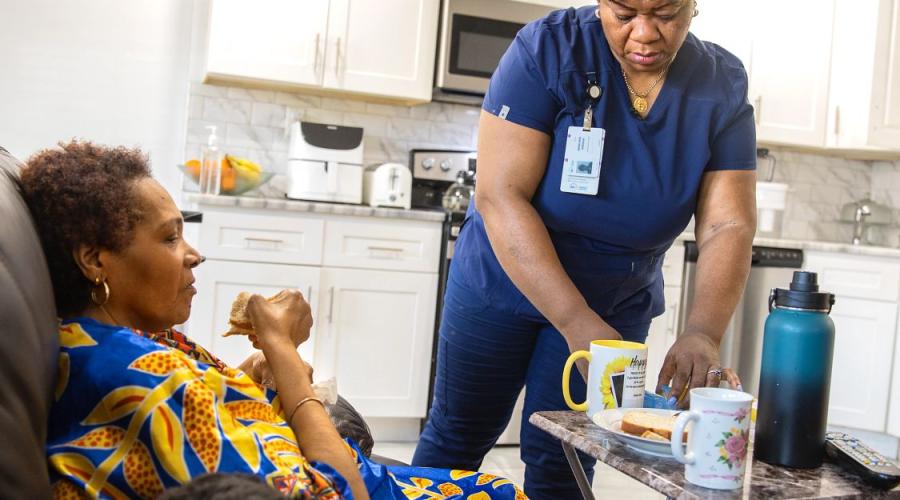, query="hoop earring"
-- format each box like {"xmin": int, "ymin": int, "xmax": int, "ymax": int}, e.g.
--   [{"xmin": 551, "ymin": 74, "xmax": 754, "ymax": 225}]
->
[{"xmin": 91, "ymin": 277, "xmax": 110, "ymax": 306}]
